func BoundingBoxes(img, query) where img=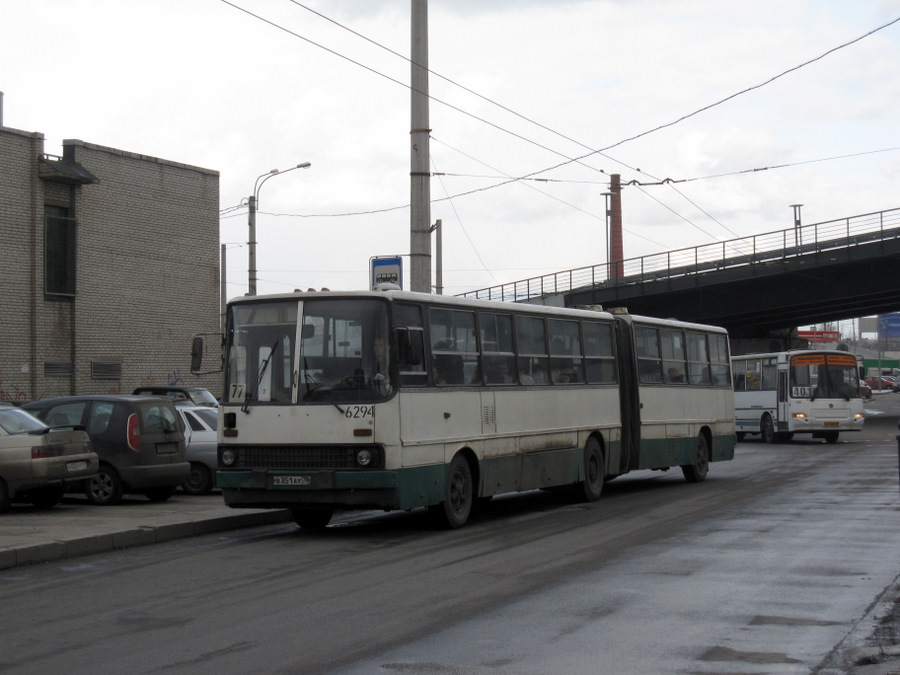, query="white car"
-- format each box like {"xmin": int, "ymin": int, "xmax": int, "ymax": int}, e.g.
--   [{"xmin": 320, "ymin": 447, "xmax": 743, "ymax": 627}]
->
[
  {"xmin": 177, "ymin": 406, "xmax": 218, "ymax": 495},
  {"xmin": 0, "ymin": 405, "xmax": 98, "ymax": 512}
]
